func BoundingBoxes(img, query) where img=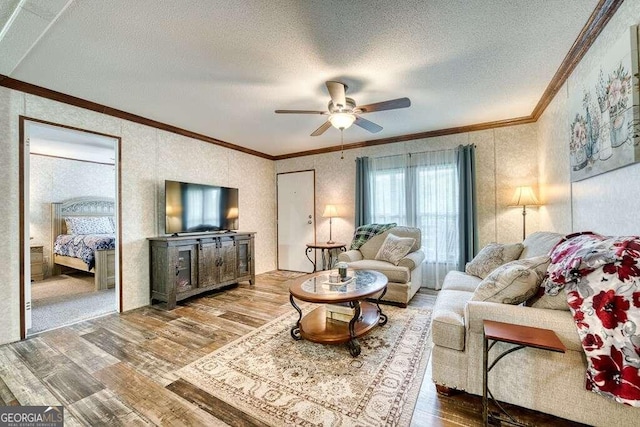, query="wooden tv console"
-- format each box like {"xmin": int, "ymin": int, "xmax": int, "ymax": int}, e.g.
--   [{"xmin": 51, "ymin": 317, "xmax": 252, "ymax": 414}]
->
[{"xmin": 149, "ymin": 232, "xmax": 255, "ymax": 309}]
